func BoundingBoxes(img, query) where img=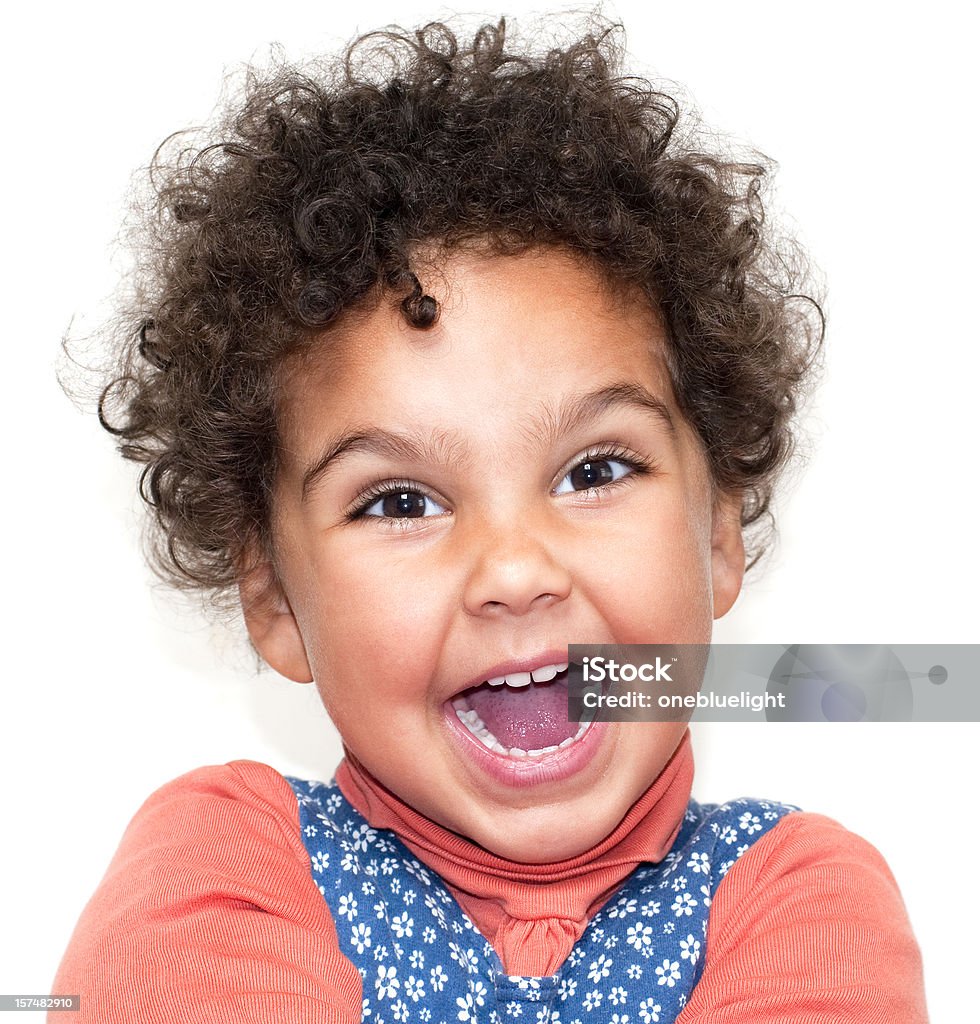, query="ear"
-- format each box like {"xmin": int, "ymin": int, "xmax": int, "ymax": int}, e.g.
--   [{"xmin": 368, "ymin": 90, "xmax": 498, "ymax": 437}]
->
[
  {"xmin": 710, "ymin": 491, "xmax": 746, "ymax": 619},
  {"xmin": 239, "ymin": 551, "xmax": 314, "ymax": 683}
]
